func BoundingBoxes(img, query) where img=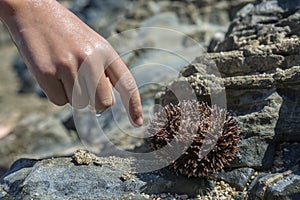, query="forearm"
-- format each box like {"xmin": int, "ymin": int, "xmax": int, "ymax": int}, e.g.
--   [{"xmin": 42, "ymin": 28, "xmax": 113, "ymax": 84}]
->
[
  {"xmin": 0, "ymin": 0, "xmax": 25, "ymax": 22},
  {"xmin": 0, "ymin": 0, "xmax": 60, "ymax": 46},
  {"xmin": 0, "ymin": 0, "xmax": 58, "ymax": 27}
]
